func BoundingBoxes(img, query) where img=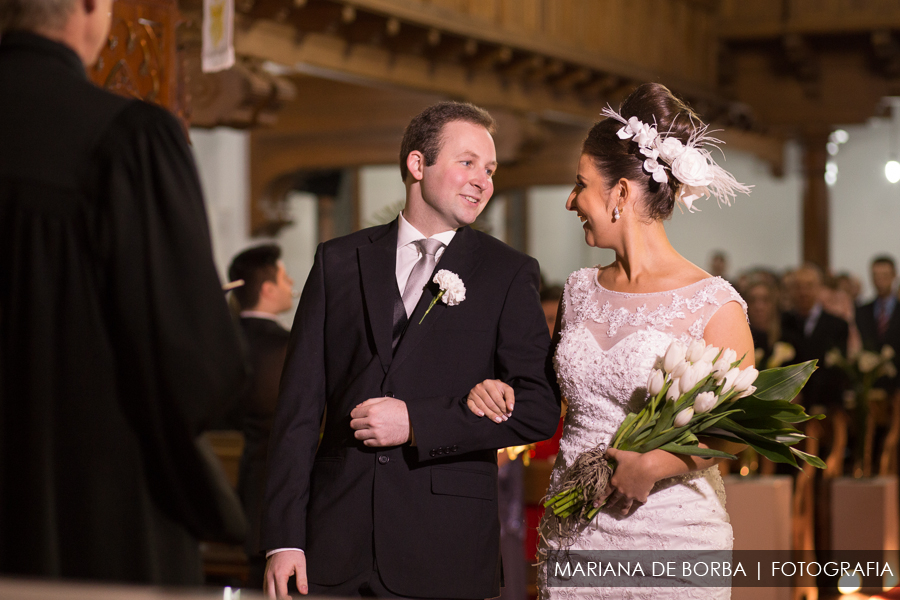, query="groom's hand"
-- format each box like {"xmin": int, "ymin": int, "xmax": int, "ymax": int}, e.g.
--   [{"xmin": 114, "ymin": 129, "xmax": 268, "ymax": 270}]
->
[
  {"xmin": 264, "ymin": 550, "xmax": 307, "ymax": 599},
  {"xmin": 350, "ymin": 397, "xmax": 411, "ymax": 446},
  {"xmin": 467, "ymin": 379, "xmax": 514, "ymax": 423}
]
